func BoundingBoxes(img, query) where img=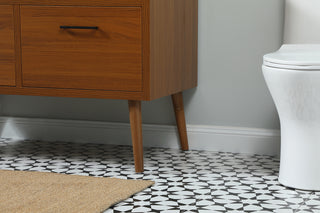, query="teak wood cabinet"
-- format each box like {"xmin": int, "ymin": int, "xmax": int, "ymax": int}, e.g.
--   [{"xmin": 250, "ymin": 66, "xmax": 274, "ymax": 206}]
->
[{"xmin": 0, "ymin": 0, "xmax": 198, "ymax": 172}]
